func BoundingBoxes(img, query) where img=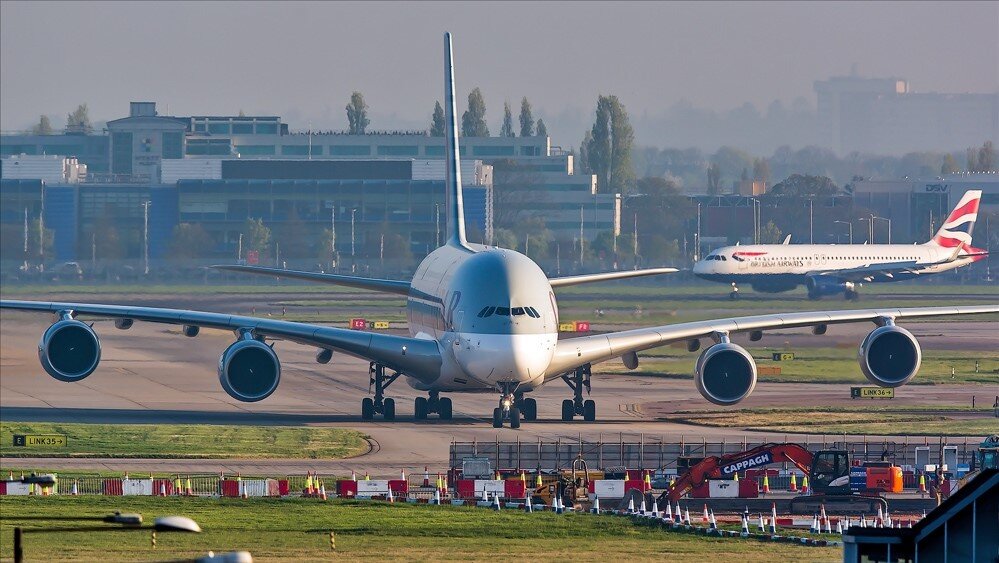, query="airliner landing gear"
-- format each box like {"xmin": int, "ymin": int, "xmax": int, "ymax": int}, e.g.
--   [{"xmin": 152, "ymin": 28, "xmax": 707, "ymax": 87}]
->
[
  {"xmin": 414, "ymin": 391, "xmax": 453, "ymax": 420},
  {"xmin": 561, "ymin": 364, "xmax": 595, "ymax": 422},
  {"xmin": 515, "ymin": 393, "xmax": 538, "ymax": 421},
  {"xmin": 492, "ymin": 384, "xmax": 521, "ymax": 429},
  {"xmin": 729, "ymin": 283, "xmax": 740, "ymax": 300},
  {"xmin": 362, "ymin": 362, "xmax": 399, "ymax": 420}
]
